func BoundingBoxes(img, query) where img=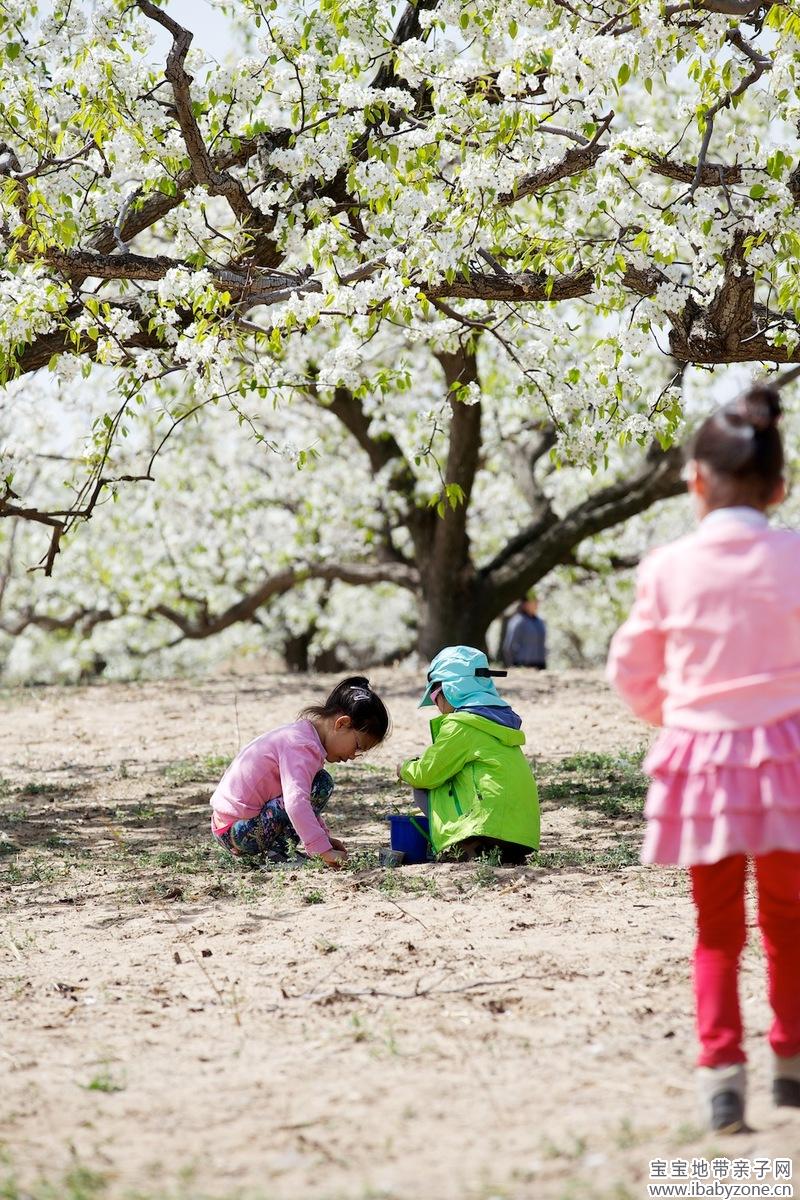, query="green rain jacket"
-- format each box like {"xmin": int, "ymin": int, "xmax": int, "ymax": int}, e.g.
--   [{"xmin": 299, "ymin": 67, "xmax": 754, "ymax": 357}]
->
[{"xmin": 399, "ymin": 711, "xmax": 540, "ymax": 854}]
